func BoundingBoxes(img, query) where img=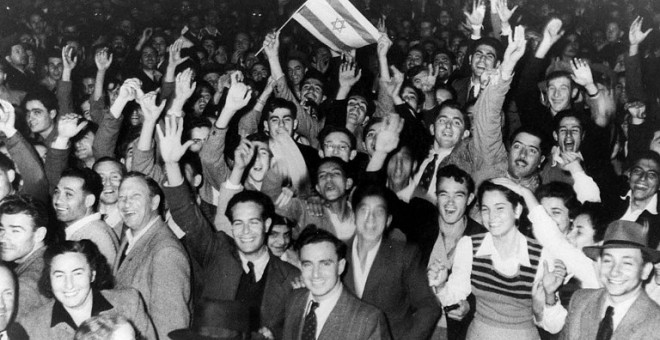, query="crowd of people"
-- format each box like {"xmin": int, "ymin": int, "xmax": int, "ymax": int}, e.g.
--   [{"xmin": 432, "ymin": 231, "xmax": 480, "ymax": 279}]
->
[{"xmin": 0, "ymin": 0, "xmax": 659, "ymax": 339}]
